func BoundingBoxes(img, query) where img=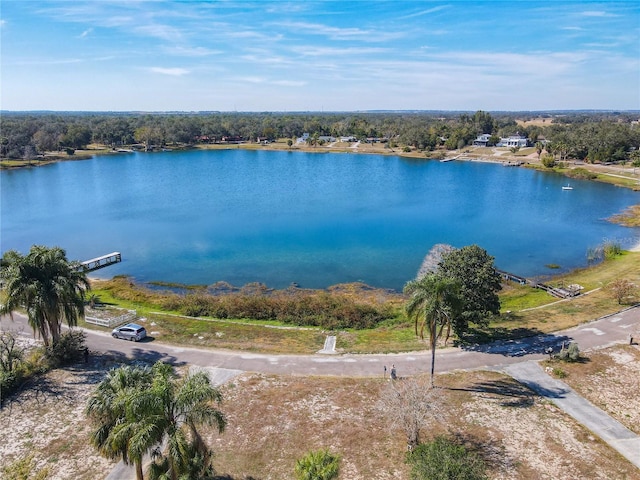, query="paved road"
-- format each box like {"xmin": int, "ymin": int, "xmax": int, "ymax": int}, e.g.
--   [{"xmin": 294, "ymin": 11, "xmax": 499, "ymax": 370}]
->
[
  {"xmin": 3, "ymin": 306, "xmax": 639, "ymax": 477},
  {"xmin": 1, "ymin": 306, "xmax": 638, "ymax": 377},
  {"xmin": 503, "ymin": 361, "xmax": 640, "ymax": 469}
]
